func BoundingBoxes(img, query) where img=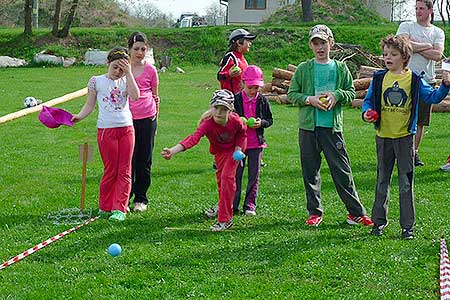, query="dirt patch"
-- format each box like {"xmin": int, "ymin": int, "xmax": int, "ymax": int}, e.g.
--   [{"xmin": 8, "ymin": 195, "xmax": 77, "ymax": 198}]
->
[{"xmin": 35, "ymin": 34, "xmax": 80, "ymax": 48}]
